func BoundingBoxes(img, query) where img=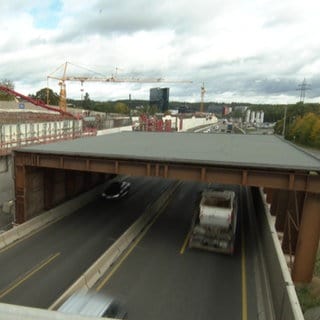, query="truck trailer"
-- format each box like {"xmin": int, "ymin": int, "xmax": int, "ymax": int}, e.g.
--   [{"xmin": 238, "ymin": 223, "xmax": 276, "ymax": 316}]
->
[{"xmin": 189, "ymin": 189, "xmax": 238, "ymax": 254}]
